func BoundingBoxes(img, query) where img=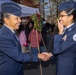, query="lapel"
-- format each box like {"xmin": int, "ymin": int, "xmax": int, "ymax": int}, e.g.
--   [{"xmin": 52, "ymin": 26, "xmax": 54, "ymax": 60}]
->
[
  {"xmin": 63, "ymin": 23, "xmax": 76, "ymax": 37},
  {"xmin": 62, "ymin": 28, "xmax": 68, "ymax": 37}
]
